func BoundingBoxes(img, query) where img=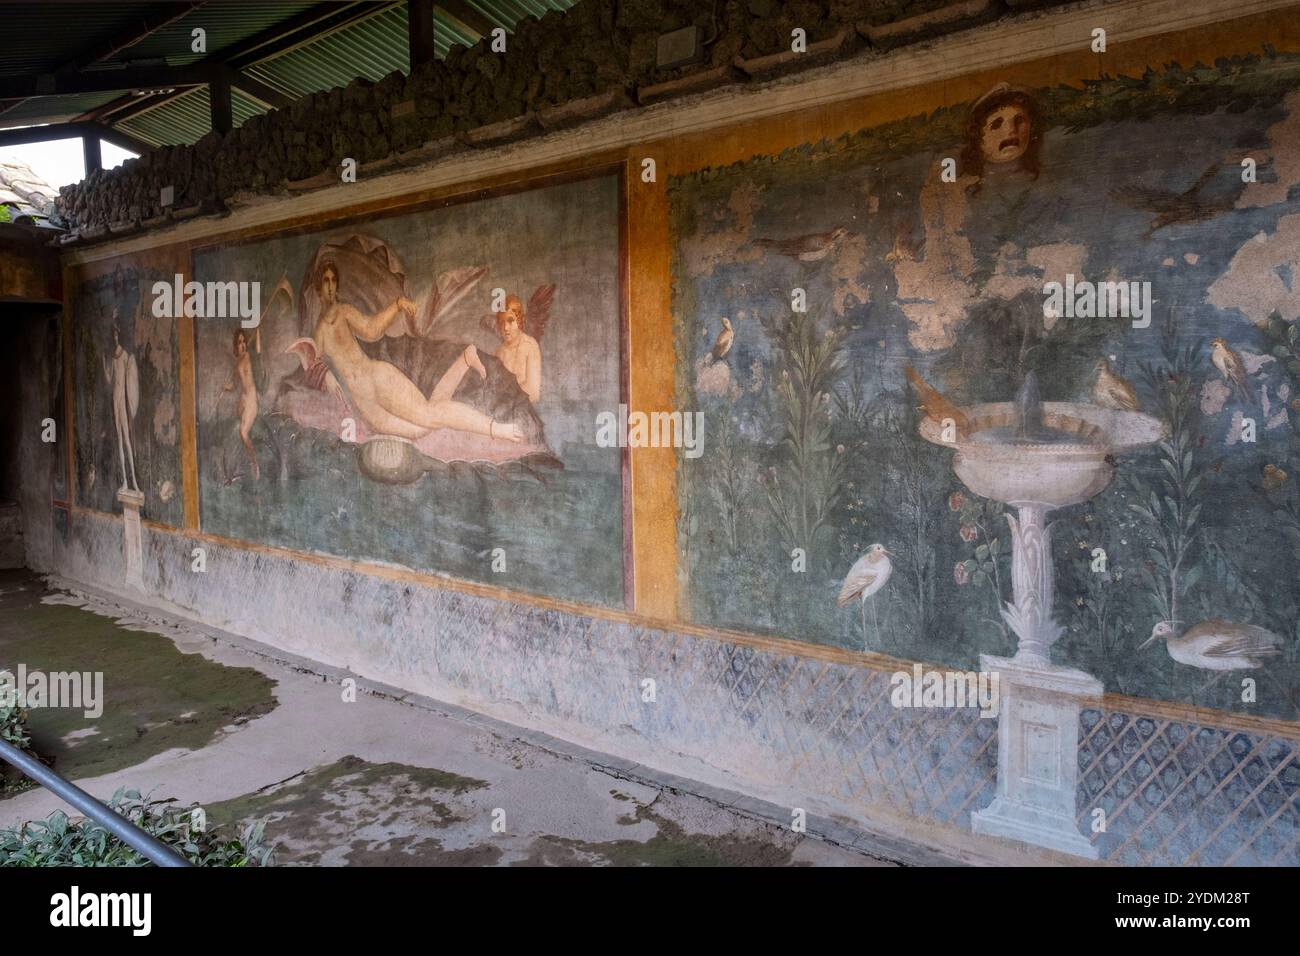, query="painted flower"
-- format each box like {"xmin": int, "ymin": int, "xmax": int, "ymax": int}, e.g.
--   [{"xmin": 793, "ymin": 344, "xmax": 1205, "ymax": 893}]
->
[
  {"xmin": 954, "ymin": 562, "xmax": 969, "ymax": 585},
  {"xmin": 836, "ymin": 444, "xmax": 845, "ymax": 455},
  {"xmin": 1263, "ymin": 463, "xmax": 1288, "ymax": 491},
  {"xmin": 948, "ymin": 492, "xmax": 966, "ymax": 512},
  {"xmin": 959, "ymin": 523, "xmax": 978, "ymax": 543}
]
